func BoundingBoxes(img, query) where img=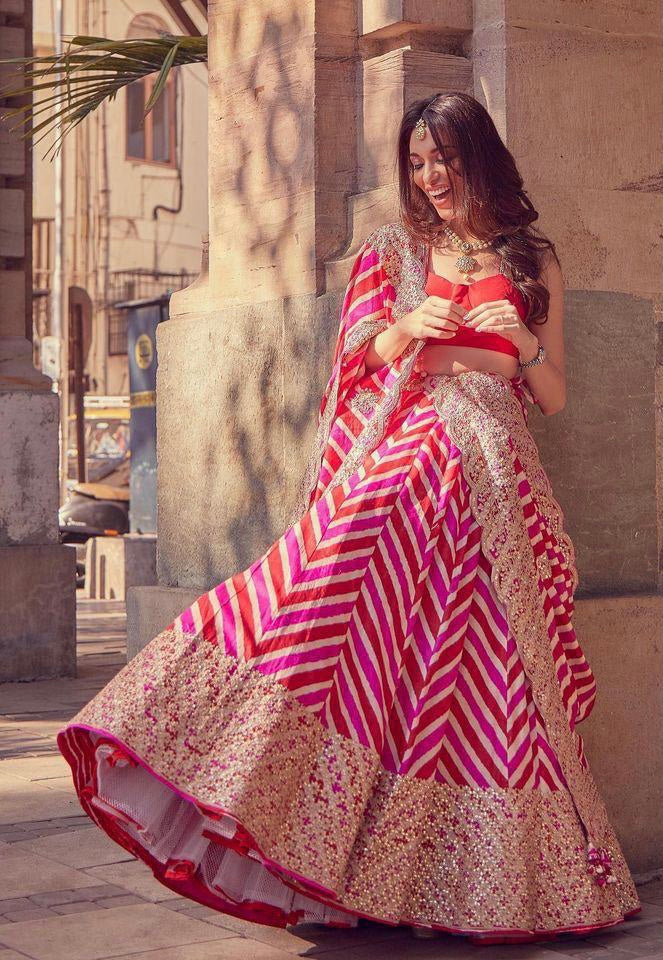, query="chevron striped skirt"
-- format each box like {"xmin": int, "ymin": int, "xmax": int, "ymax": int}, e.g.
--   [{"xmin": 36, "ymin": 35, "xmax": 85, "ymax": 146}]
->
[{"xmin": 57, "ymin": 376, "xmax": 640, "ymax": 942}]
